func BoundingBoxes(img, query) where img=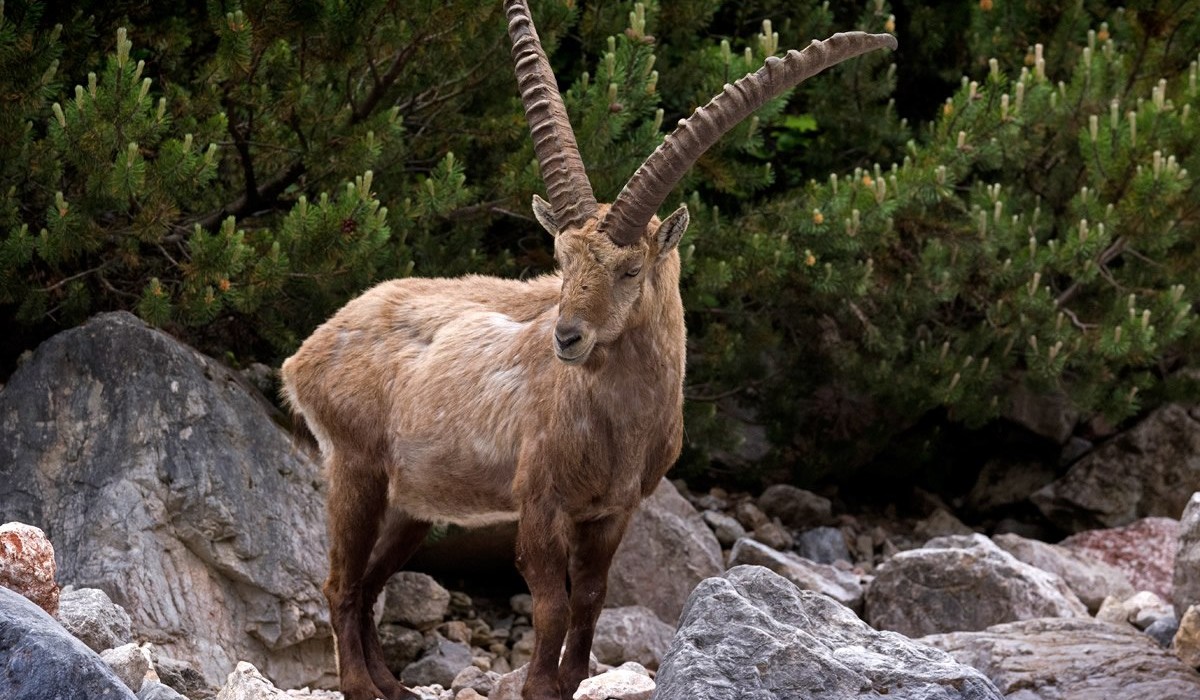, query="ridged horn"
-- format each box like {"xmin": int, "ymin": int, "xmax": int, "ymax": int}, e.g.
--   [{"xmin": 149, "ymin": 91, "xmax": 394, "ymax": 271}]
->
[
  {"xmin": 602, "ymin": 31, "xmax": 898, "ymax": 246},
  {"xmin": 505, "ymin": 0, "xmax": 598, "ymax": 231}
]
